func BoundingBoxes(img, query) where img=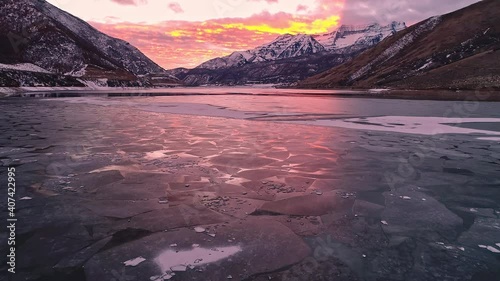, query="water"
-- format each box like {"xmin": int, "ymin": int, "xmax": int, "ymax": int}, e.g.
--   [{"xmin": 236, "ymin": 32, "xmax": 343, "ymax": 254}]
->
[{"xmin": 54, "ymin": 92, "xmax": 500, "ymax": 140}]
